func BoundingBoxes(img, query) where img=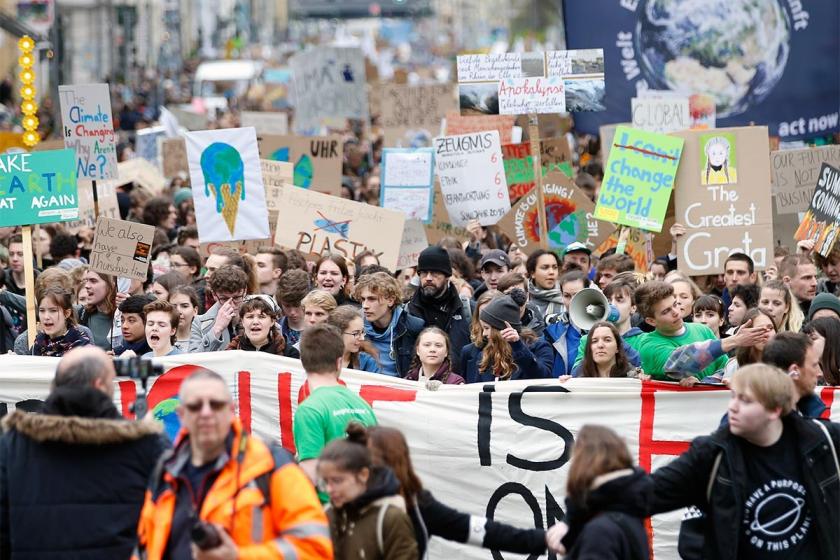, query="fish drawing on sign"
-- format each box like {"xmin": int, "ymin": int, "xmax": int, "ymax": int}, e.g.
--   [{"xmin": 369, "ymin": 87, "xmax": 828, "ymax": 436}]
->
[
  {"xmin": 314, "ymin": 211, "xmax": 350, "ymax": 239},
  {"xmin": 201, "ymin": 142, "xmax": 245, "ymax": 235}
]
